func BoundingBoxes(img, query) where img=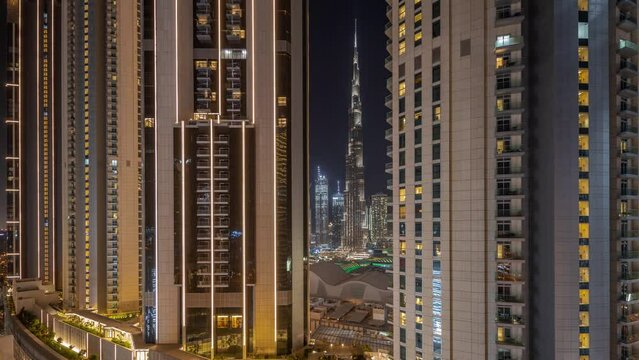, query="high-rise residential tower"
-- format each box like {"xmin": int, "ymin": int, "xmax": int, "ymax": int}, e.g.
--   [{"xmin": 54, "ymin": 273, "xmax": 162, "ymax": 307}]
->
[
  {"xmin": 59, "ymin": 0, "xmax": 143, "ymax": 315},
  {"xmin": 0, "ymin": 0, "xmax": 63, "ymax": 286},
  {"xmin": 343, "ymin": 21, "xmax": 367, "ymax": 251},
  {"xmin": 145, "ymin": 0, "xmax": 309, "ymax": 358},
  {"xmin": 387, "ymin": 0, "xmax": 638, "ymax": 359},
  {"xmin": 370, "ymin": 193, "xmax": 390, "ymax": 248},
  {"xmin": 330, "ymin": 181, "xmax": 345, "ymax": 249},
  {"xmin": 314, "ymin": 166, "xmax": 329, "ymax": 246}
]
